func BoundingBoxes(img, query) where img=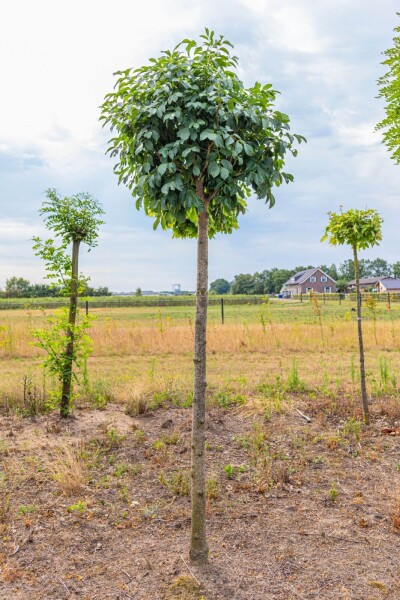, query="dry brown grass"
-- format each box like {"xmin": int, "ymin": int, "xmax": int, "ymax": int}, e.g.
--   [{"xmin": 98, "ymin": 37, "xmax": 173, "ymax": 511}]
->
[
  {"xmin": 164, "ymin": 575, "xmax": 204, "ymax": 600},
  {"xmin": 43, "ymin": 443, "xmax": 88, "ymax": 495},
  {"xmin": 1, "ymin": 305, "xmax": 400, "ymax": 427},
  {"xmin": 1, "ymin": 306, "xmax": 400, "ymax": 360}
]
